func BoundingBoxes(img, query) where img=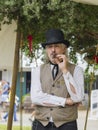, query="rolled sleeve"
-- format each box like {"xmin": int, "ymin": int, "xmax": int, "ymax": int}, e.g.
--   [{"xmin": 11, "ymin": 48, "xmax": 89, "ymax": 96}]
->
[
  {"xmin": 63, "ymin": 66, "xmax": 84, "ymax": 102},
  {"xmin": 31, "ymin": 67, "xmax": 66, "ymax": 107}
]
